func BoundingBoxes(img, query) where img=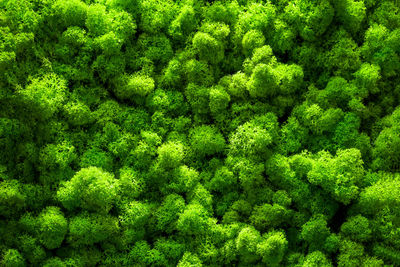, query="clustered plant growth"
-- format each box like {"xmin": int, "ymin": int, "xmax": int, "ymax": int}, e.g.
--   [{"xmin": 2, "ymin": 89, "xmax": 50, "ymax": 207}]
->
[{"xmin": 1, "ymin": 0, "xmax": 400, "ymax": 266}]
